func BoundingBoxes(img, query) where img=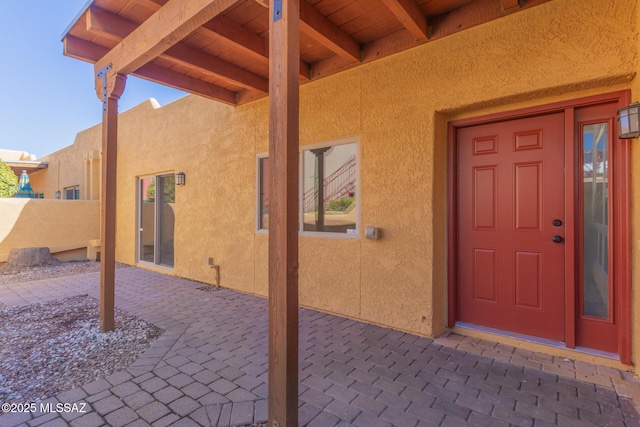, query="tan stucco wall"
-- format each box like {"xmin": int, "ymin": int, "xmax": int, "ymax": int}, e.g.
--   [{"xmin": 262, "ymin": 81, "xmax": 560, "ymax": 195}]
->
[
  {"xmin": 29, "ymin": 123, "xmax": 103, "ymax": 200},
  {"xmin": 35, "ymin": 0, "xmax": 640, "ymax": 365},
  {"xmin": 0, "ymin": 199, "xmax": 99, "ymax": 261}
]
